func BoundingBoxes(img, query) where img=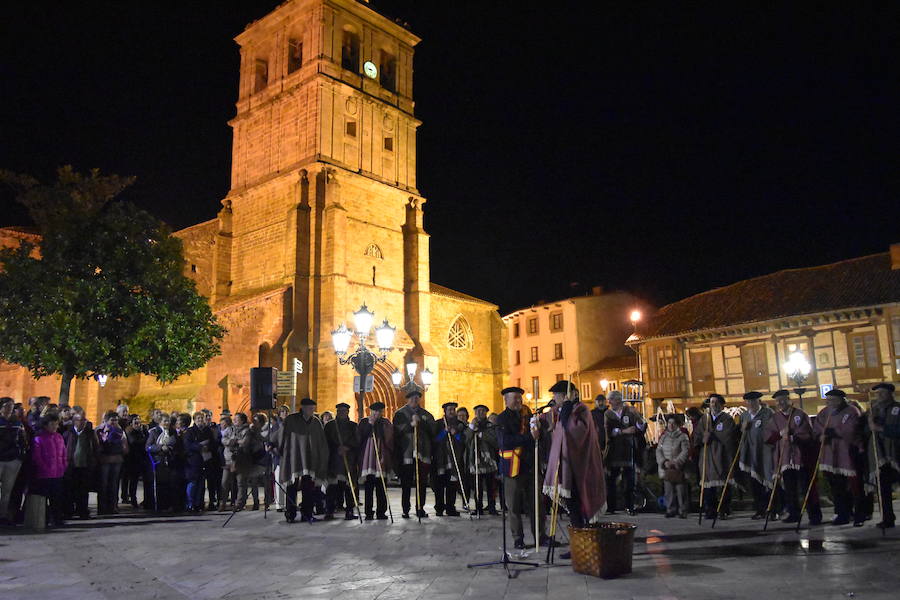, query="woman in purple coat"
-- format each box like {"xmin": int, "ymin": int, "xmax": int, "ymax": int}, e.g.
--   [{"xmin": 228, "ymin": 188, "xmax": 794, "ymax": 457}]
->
[{"xmin": 31, "ymin": 412, "xmax": 68, "ymax": 527}]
